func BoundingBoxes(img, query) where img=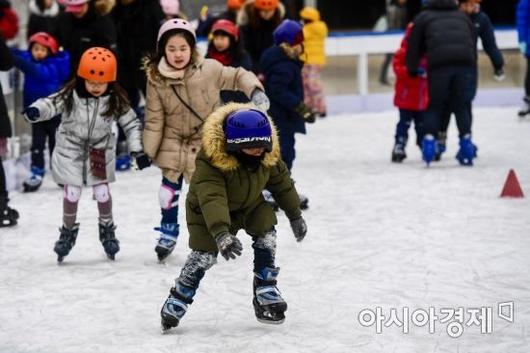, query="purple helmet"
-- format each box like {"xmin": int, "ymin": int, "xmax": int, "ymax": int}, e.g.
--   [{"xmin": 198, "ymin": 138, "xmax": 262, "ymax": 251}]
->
[
  {"xmin": 273, "ymin": 20, "xmax": 304, "ymax": 46},
  {"xmin": 157, "ymin": 18, "xmax": 197, "ymax": 50},
  {"xmin": 225, "ymin": 109, "xmax": 272, "ymax": 152}
]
